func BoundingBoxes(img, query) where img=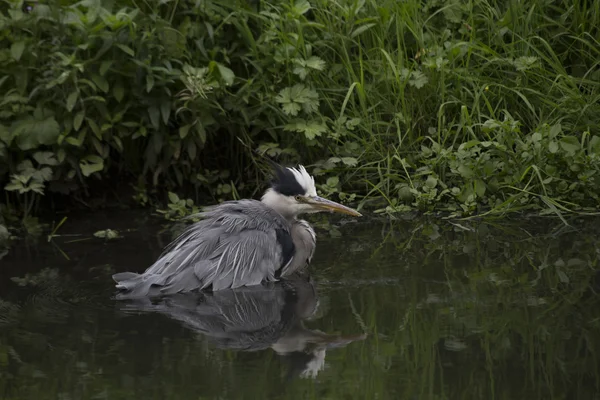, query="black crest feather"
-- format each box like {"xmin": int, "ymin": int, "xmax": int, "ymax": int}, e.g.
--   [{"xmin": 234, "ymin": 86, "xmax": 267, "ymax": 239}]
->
[{"xmin": 268, "ymin": 161, "xmax": 305, "ymax": 196}]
